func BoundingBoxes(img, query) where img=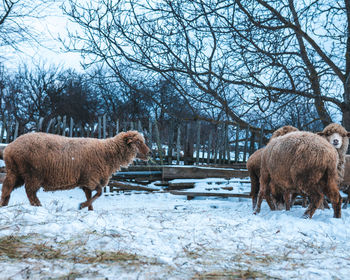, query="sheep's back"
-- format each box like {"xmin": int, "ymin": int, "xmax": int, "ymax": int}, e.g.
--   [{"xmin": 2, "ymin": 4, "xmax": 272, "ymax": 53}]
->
[
  {"xmin": 247, "ymin": 148, "xmax": 263, "ymax": 178},
  {"xmin": 262, "ymin": 131, "xmax": 338, "ymax": 190},
  {"xmin": 3, "ymin": 133, "xmax": 110, "ymax": 188}
]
